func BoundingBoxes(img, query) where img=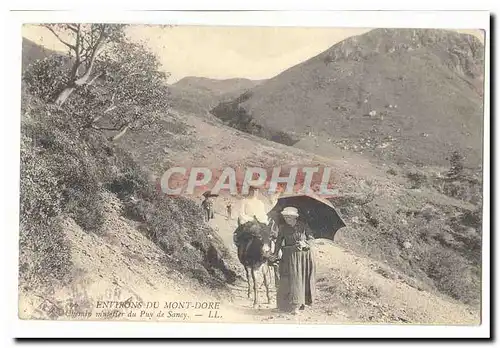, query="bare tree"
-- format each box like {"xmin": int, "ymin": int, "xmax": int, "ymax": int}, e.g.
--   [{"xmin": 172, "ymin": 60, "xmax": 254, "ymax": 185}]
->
[{"xmin": 42, "ymin": 24, "xmax": 126, "ymax": 106}]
